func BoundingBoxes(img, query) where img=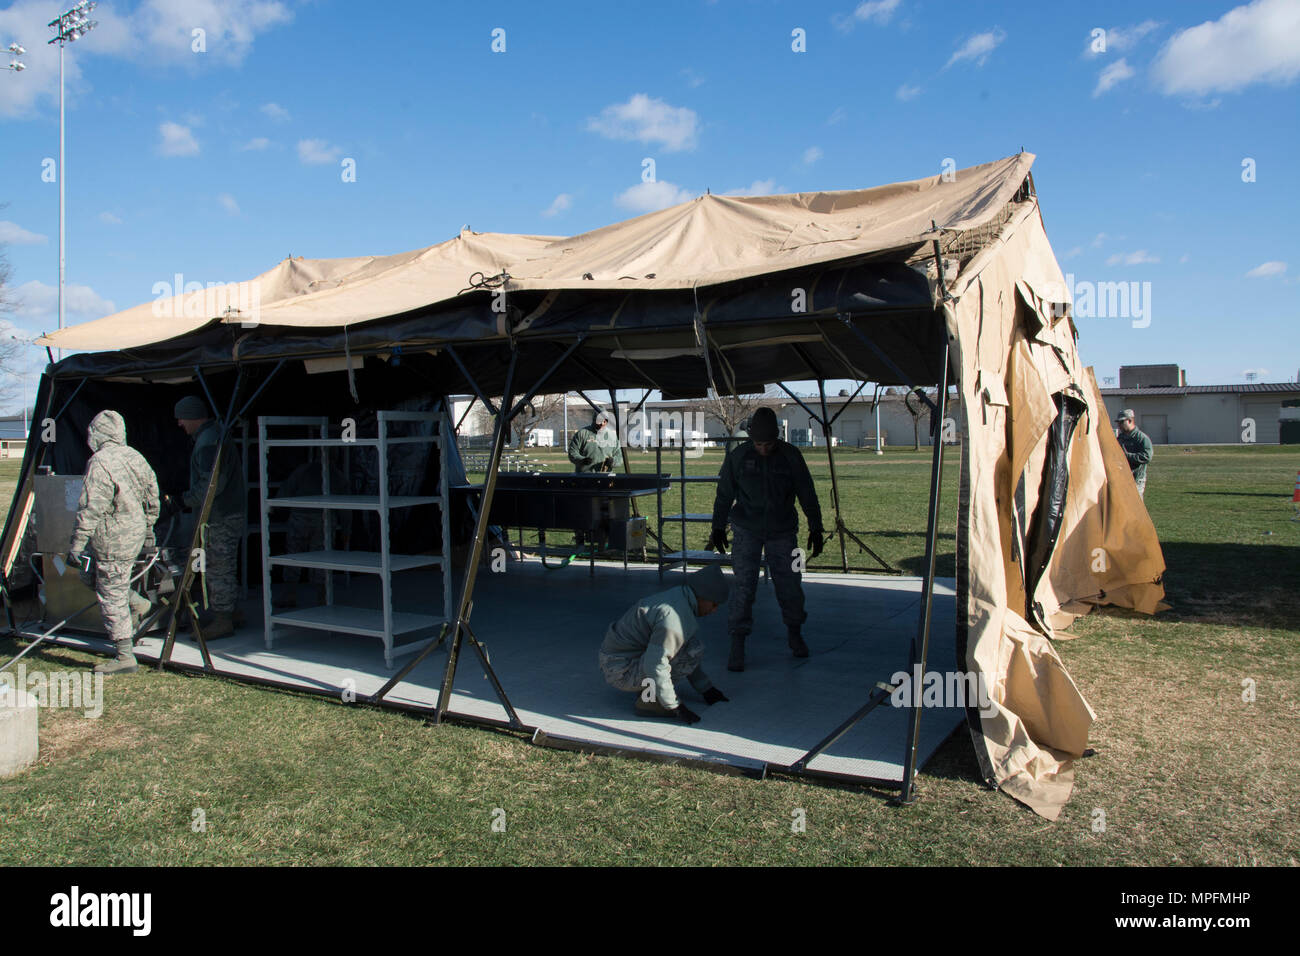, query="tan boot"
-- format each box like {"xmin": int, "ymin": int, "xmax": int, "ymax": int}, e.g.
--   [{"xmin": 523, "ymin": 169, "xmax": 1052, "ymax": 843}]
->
[
  {"xmin": 196, "ymin": 610, "xmax": 235, "ymax": 641},
  {"xmin": 95, "ymin": 639, "xmax": 138, "ymax": 675}
]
